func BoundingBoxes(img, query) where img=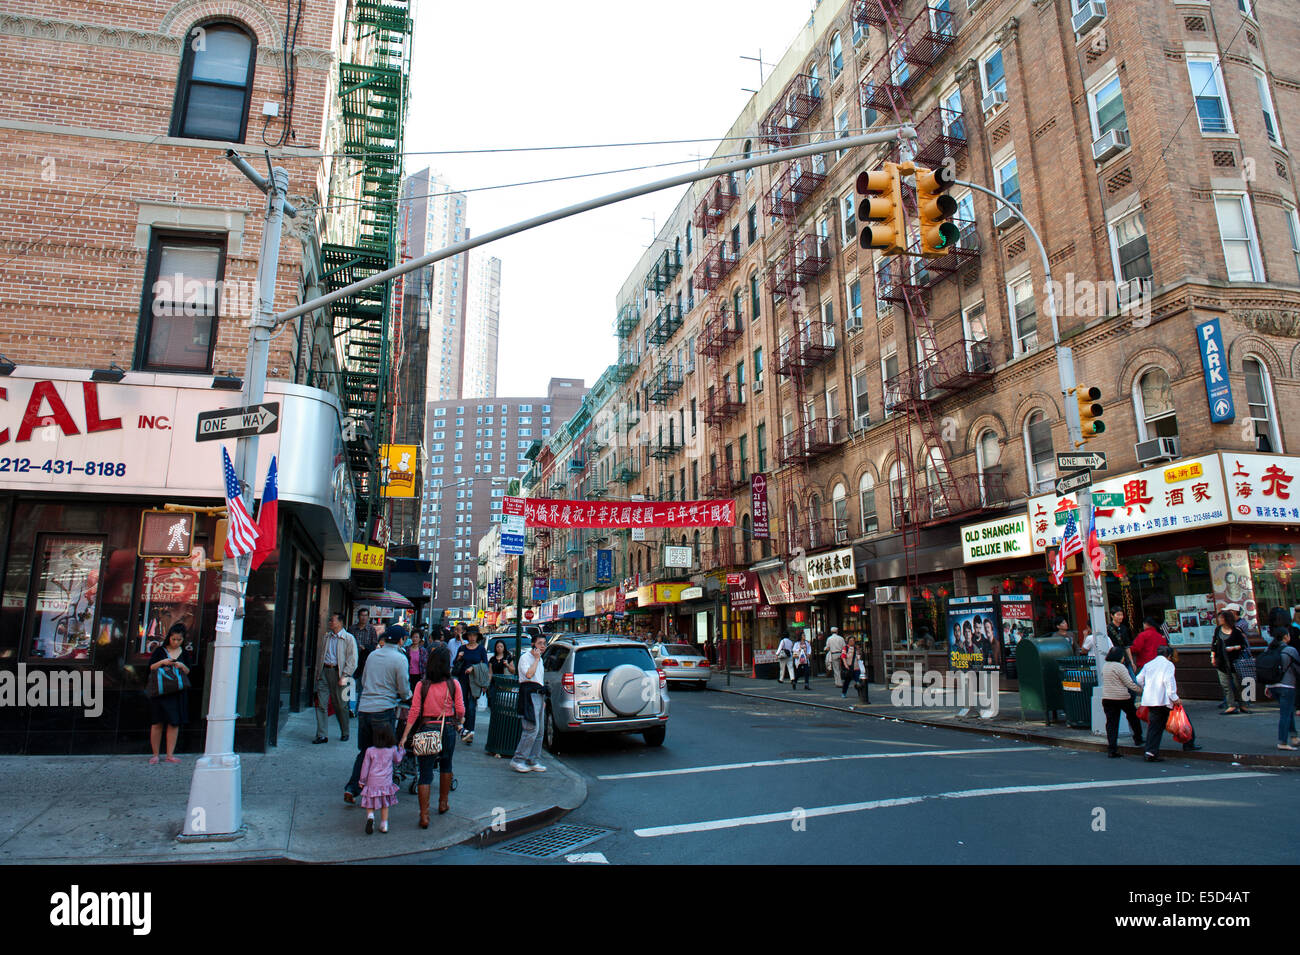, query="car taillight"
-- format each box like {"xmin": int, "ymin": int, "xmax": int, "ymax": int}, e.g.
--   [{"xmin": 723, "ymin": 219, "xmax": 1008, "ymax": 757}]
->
[
  {"xmin": 561, "ymin": 673, "xmax": 574, "ymax": 694},
  {"xmin": 657, "ymin": 668, "xmax": 666, "ymax": 690},
  {"xmin": 661, "ymin": 658, "xmax": 679, "ymax": 666}
]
